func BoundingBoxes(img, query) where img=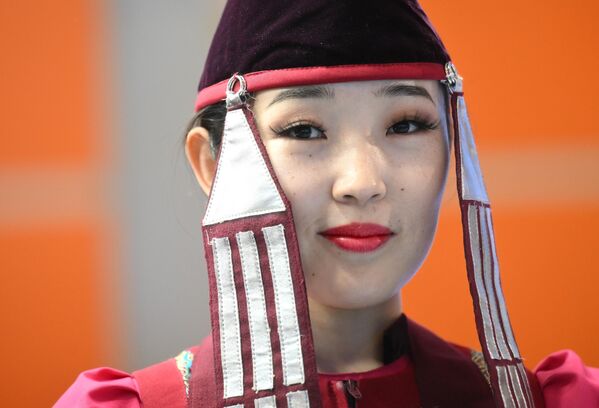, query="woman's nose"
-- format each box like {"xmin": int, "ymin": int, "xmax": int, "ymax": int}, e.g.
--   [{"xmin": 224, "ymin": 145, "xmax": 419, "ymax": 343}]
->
[{"xmin": 331, "ymin": 147, "xmax": 387, "ymax": 206}]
